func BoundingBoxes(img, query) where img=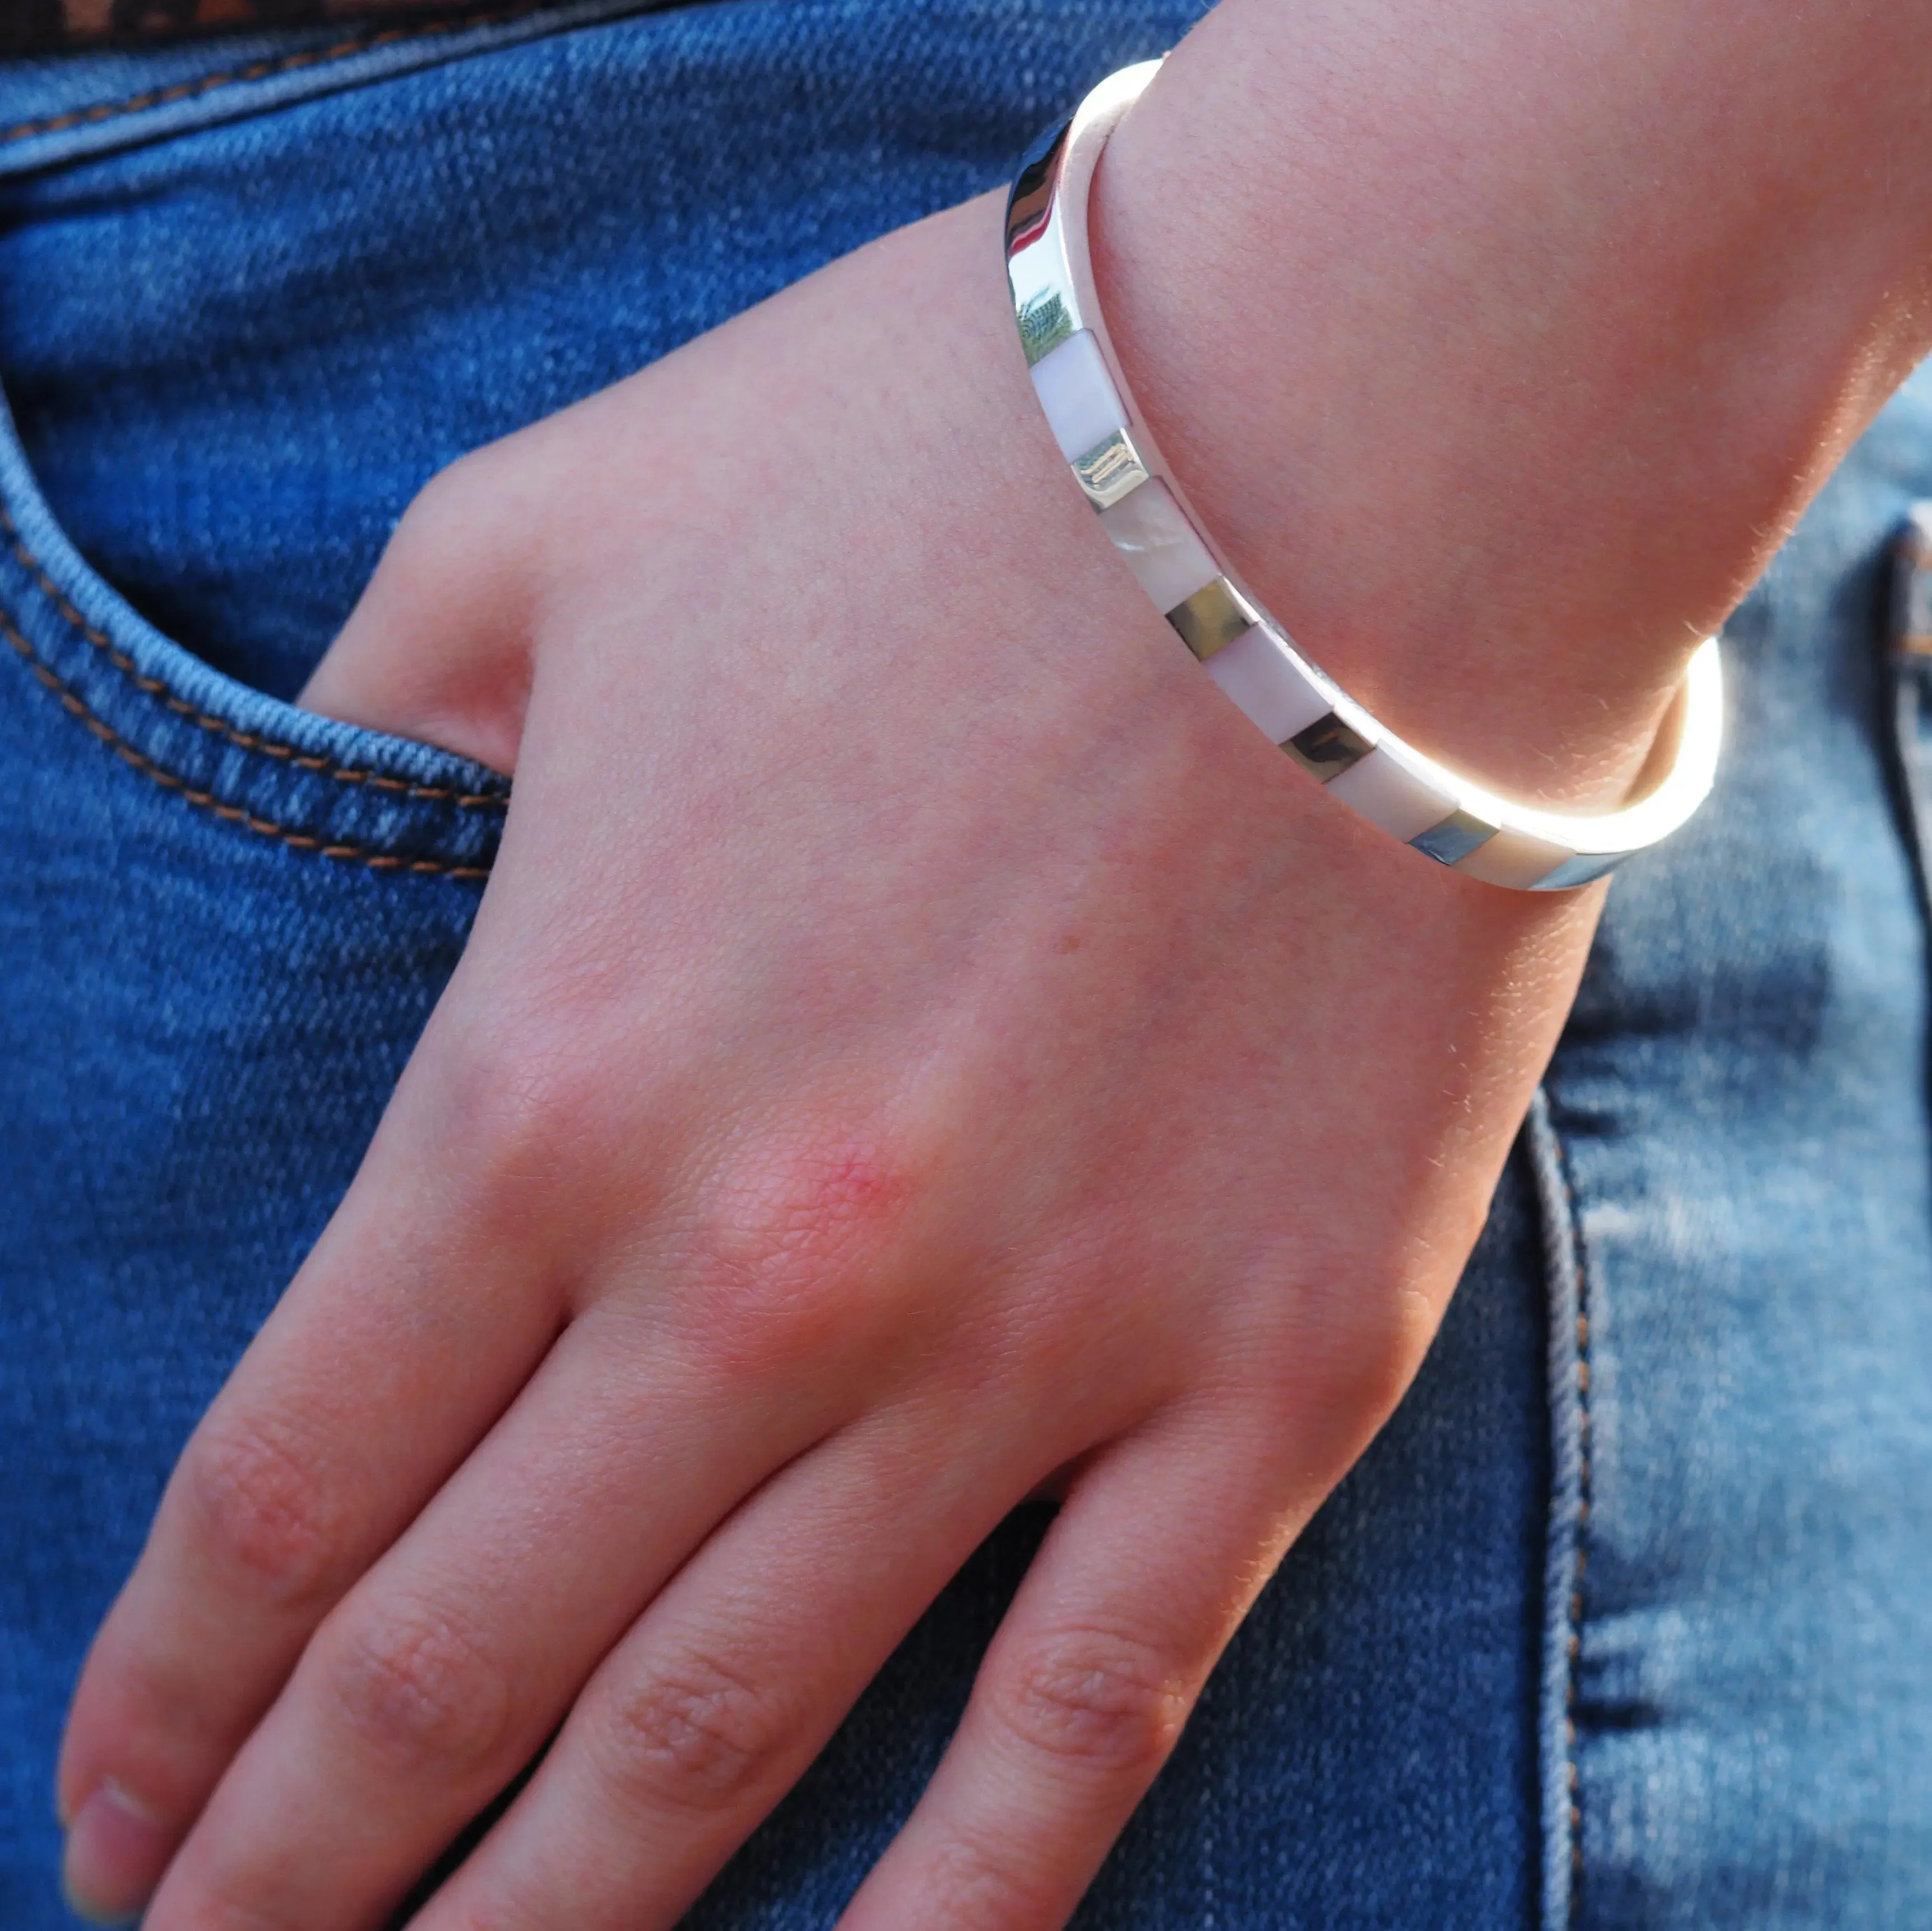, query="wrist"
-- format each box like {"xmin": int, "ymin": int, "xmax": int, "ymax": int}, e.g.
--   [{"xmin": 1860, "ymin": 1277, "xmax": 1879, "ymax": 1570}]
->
[{"xmin": 1091, "ymin": 0, "xmax": 1932, "ymax": 805}]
